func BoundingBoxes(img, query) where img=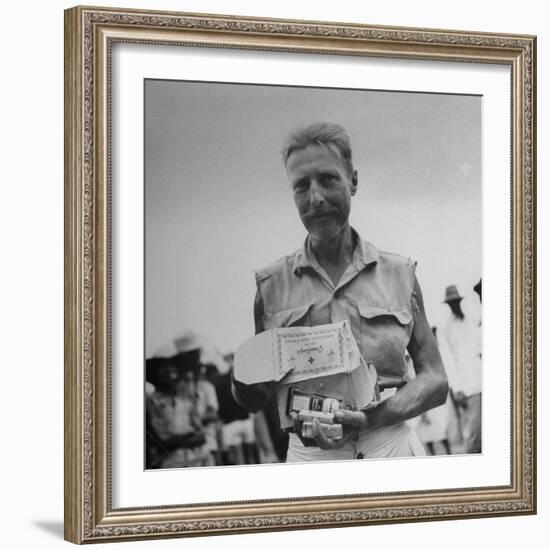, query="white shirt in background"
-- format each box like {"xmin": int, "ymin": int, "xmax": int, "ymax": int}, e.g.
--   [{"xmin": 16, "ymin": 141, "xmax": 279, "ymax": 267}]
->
[{"xmin": 440, "ymin": 314, "xmax": 482, "ymax": 397}]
